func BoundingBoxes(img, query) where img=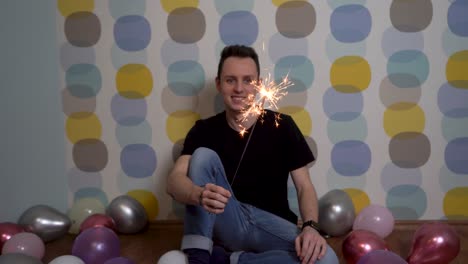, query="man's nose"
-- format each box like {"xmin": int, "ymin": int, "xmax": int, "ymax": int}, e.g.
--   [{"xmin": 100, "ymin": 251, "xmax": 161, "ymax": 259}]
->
[{"xmin": 234, "ymin": 81, "xmax": 244, "ymax": 92}]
